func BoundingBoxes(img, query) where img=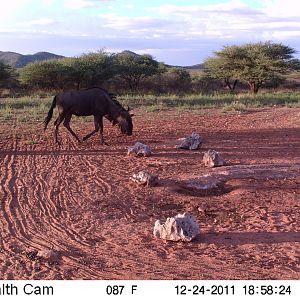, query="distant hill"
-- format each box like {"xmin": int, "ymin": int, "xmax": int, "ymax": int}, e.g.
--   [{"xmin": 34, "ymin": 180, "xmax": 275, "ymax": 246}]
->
[
  {"xmin": 118, "ymin": 50, "xmax": 204, "ymax": 70},
  {"xmin": 169, "ymin": 63, "xmax": 204, "ymax": 71},
  {"xmin": 0, "ymin": 49, "xmax": 203, "ymax": 70},
  {"xmin": 117, "ymin": 50, "xmax": 140, "ymax": 58},
  {"xmin": 182, "ymin": 63, "xmax": 204, "ymax": 71},
  {"xmin": 0, "ymin": 51, "xmax": 65, "ymax": 68}
]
